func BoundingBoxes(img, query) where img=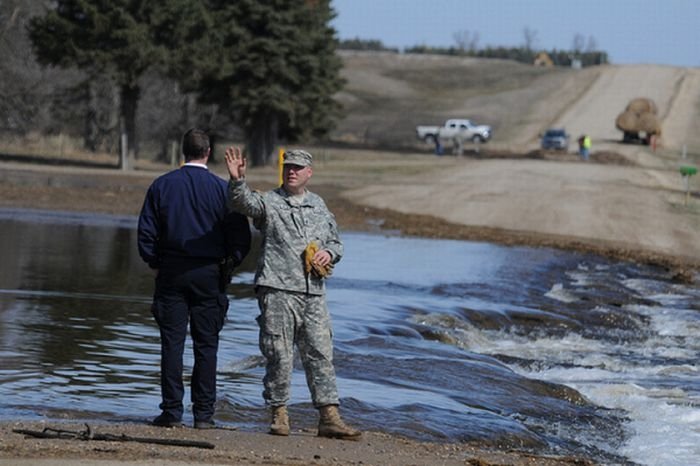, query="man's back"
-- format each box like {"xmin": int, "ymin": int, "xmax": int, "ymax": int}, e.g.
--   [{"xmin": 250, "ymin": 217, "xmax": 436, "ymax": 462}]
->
[{"xmin": 138, "ymin": 165, "xmax": 242, "ymax": 268}]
